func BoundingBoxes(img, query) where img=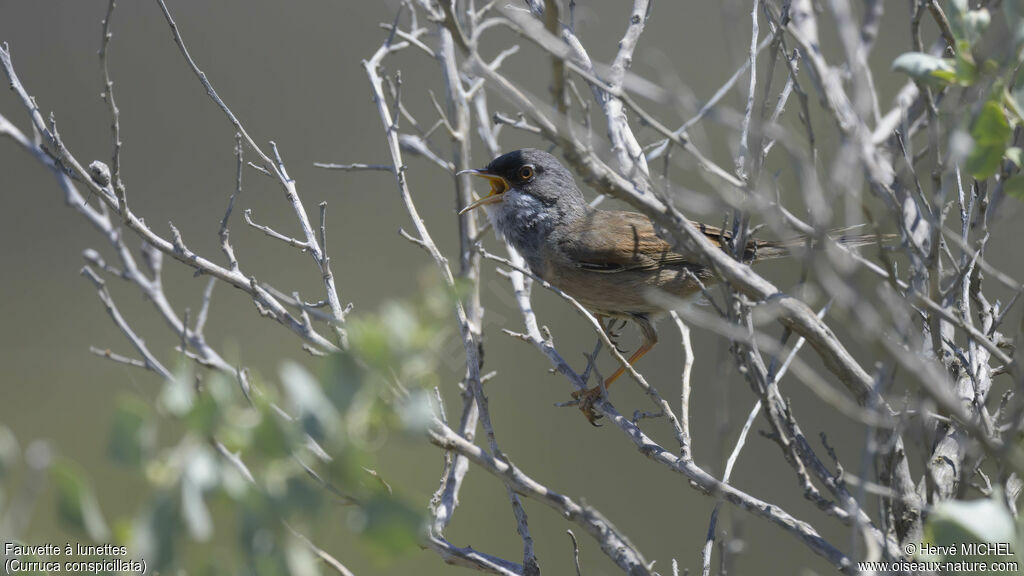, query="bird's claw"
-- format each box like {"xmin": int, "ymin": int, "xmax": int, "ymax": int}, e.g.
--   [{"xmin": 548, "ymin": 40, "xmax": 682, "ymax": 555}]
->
[
  {"xmin": 571, "ymin": 386, "xmax": 605, "ymax": 426},
  {"xmin": 606, "ymin": 332, "xmax": 626, "ymax": 354}
]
